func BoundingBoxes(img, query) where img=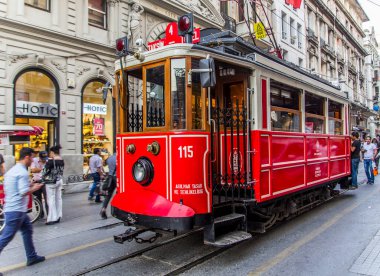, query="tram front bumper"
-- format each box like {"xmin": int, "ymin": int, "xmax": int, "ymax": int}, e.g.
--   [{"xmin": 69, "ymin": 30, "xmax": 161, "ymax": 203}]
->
[{"xmin": 111, "ymin": 189, "xmax": 195, "ymax": 231}]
